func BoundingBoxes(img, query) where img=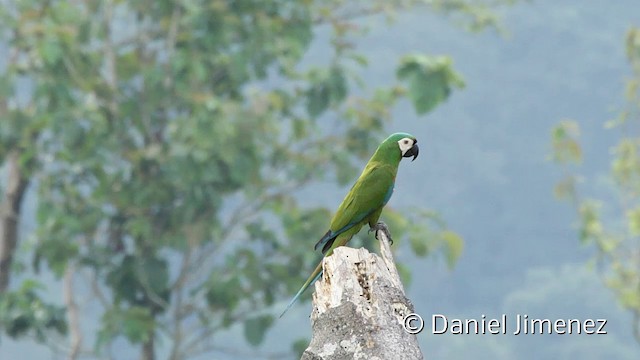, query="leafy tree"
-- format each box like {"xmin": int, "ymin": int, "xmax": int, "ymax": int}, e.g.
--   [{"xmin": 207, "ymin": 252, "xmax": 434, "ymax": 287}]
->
[
  {"xmin": 0, "ymin": 0, "xmax": 511, "ymax": 359},
  {"xmin": 551, "ymin": 26, "xmax": 640, "ymax": 343}
]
